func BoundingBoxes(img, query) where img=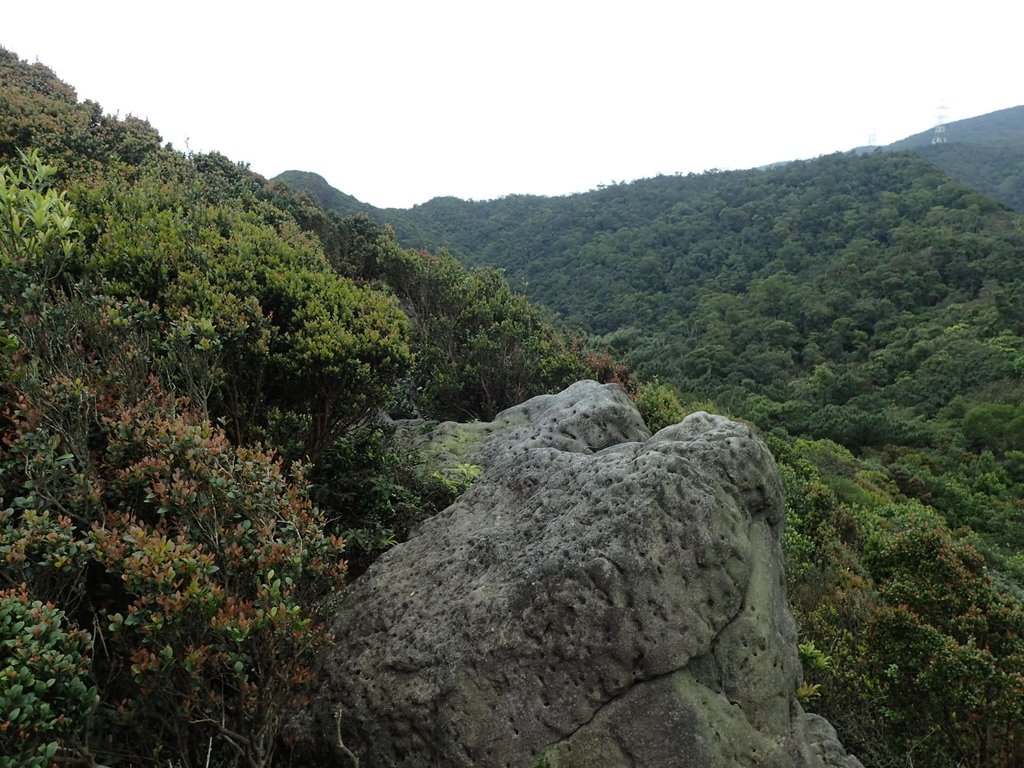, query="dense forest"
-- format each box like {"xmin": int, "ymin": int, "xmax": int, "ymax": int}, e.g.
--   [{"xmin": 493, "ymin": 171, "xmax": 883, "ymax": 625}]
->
[
  {"xmin": 287, "ymin": 149, "xmax": 1024, "ymax": 572},
  {"xmin": 4, "ymin": 43, "xmax": 1024, "ymax": 767},
  {"xmin": 281, "ymin": 122, "xmax": 1024, "ymax": 765}
]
